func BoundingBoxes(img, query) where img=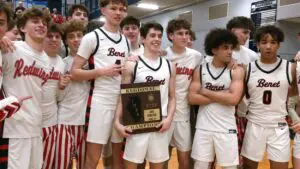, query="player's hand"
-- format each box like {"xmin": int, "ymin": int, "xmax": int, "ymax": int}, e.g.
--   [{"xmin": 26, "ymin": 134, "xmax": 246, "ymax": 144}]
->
[
  {"xmin": 292, "ymin": 122, "xmax": 300, "ymax": 133},
  {"xmin": 99, "ymin": 64, "xmax": 124, "ymax": 77},
  {"xmin": 17, "ymin": 96, "xmax": 32, "ymax": 105},
  {"xmin": 0, "ymin": 36, "xmax": 15, "ymax": 53},
  {"xmin": 156, "ymin": 117, "xmax": 172, "ymax": 133},
  {"xmin": 115, "ymin": 122, "xmax": 132, "ymax": 138},
  {"xmin": 294, "ymin": 51, "xmax": 300, "ymax": 61},
  {"xmin": 59, "ymin": 74, "xmax": 72, "ymax": 90}
]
